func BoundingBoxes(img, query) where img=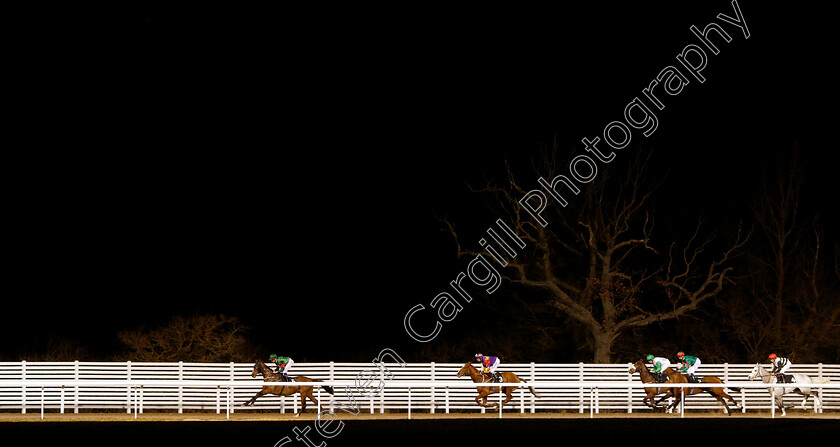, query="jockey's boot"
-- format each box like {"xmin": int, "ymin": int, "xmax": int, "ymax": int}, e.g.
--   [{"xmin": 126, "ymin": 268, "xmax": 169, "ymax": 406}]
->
[{"xmin": 689, "ymin": 374, "xmax": 699, "ymax": 383}]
